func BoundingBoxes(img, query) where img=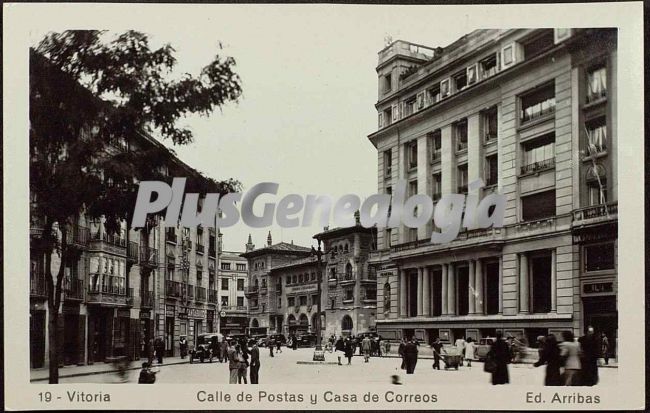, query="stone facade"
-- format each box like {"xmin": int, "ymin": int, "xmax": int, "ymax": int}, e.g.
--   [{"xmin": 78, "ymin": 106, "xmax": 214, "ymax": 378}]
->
[{"xmin": 368, "ymin": 29, "xmax": 617, "ymax": 354}]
